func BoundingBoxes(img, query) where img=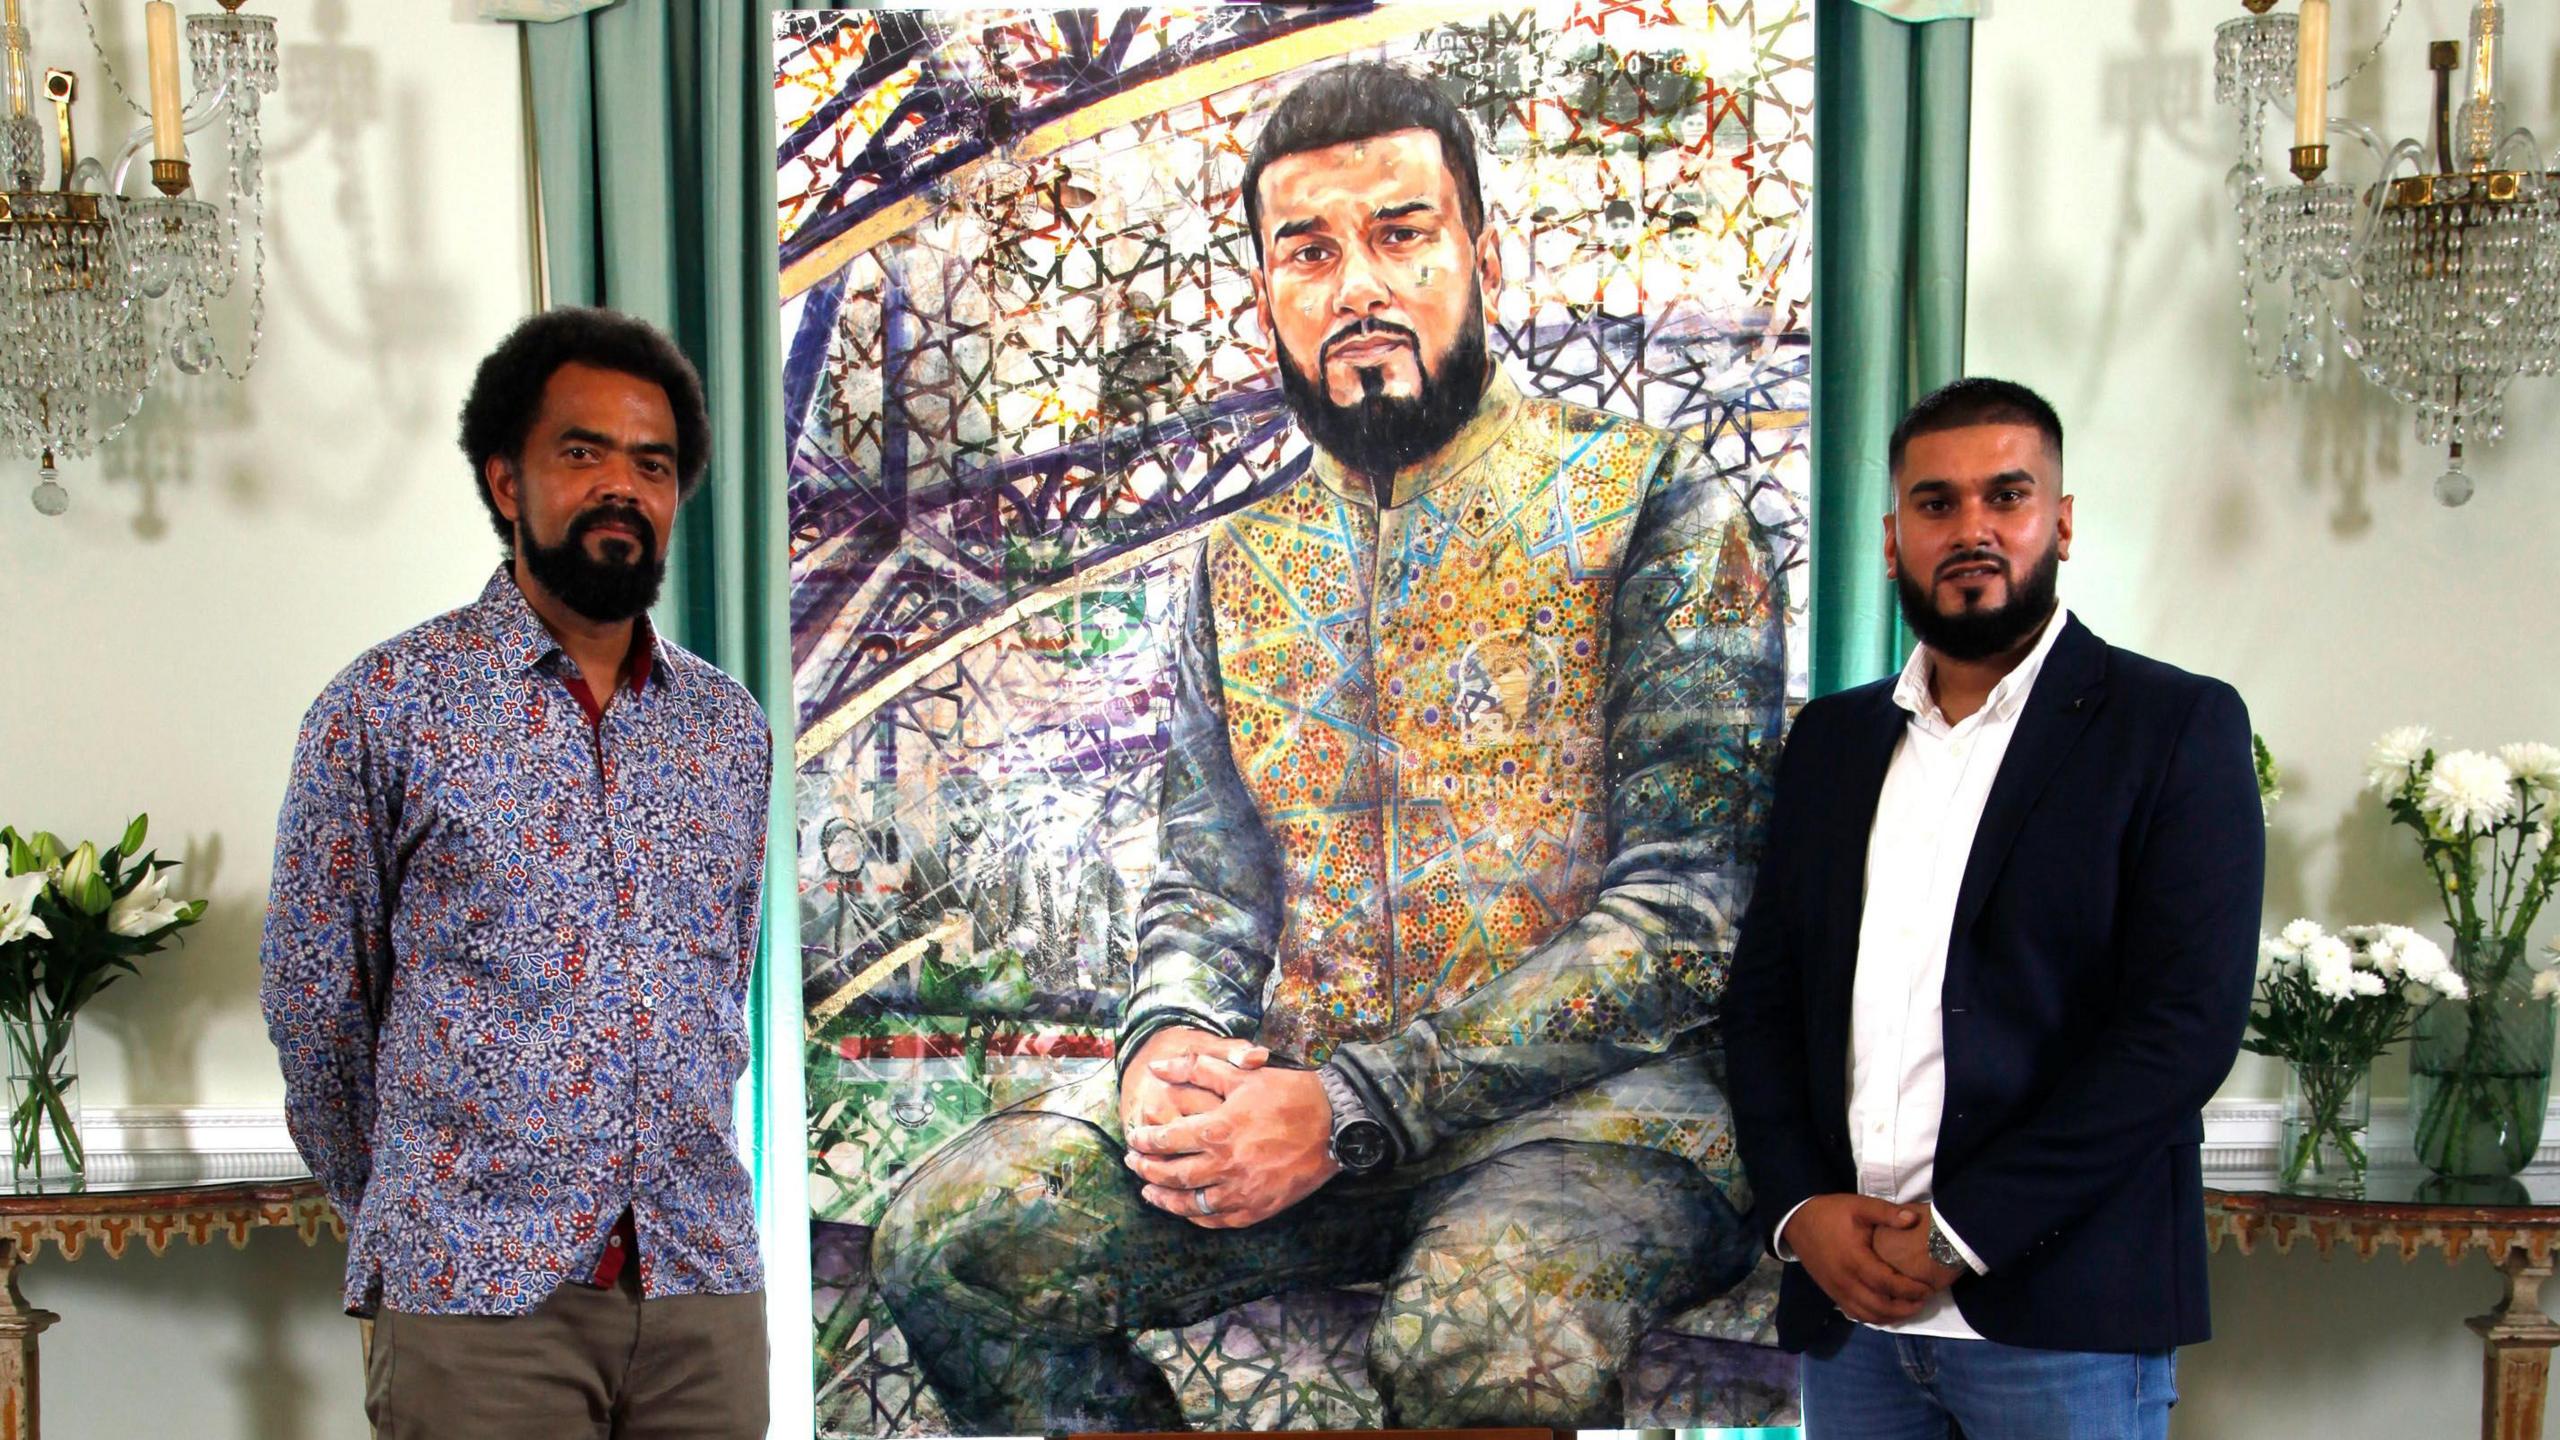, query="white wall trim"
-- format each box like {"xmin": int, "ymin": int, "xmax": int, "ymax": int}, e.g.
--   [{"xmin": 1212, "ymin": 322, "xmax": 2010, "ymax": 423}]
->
[
  {"xmin": 72, "ymin": 1106, "xmax": 307, "ymax": 1186},
  {"xmin": 2203, "ymin": 1096, "xmax": 2560, "ymax": 1176},
  {"xmin": 71, "ymin": 1098, "xmax": 2560, "ymax": 1185}
]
